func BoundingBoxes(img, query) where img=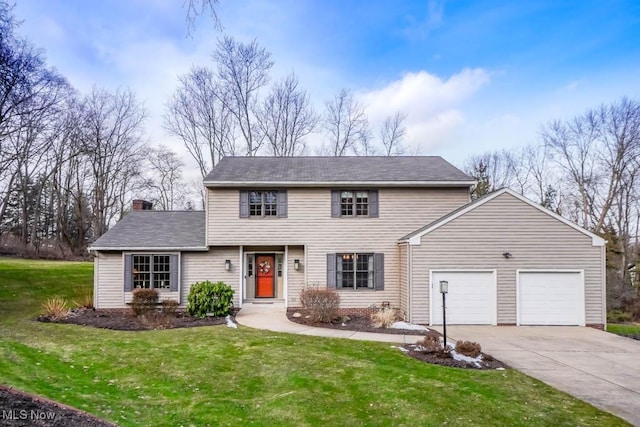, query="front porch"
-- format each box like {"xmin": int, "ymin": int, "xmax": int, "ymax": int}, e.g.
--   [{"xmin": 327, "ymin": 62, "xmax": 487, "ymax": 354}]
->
[{"xmin": 239, "ymin": 245, "xmax": 305, "ymax": 308}]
